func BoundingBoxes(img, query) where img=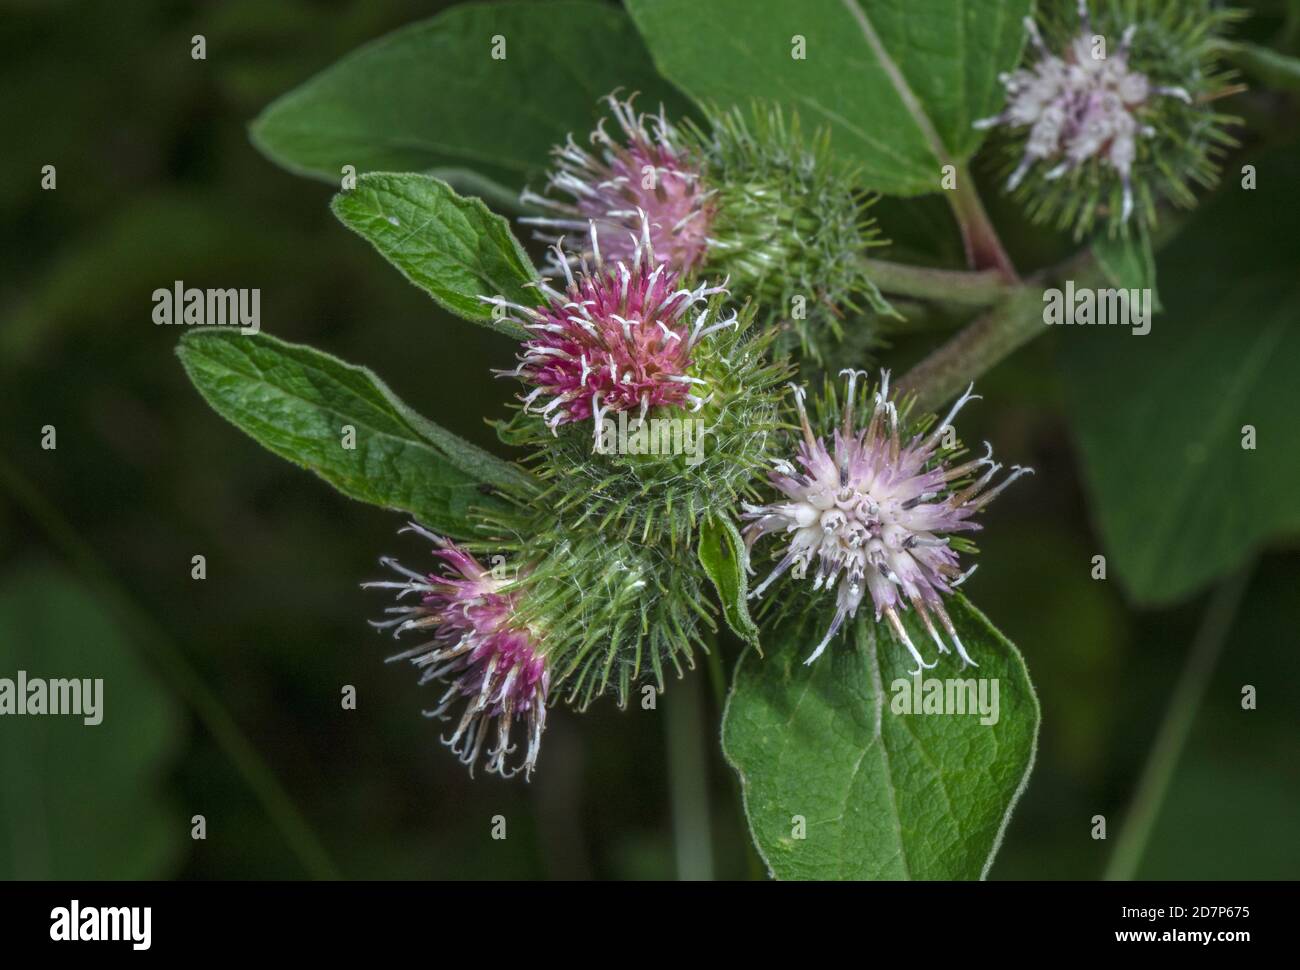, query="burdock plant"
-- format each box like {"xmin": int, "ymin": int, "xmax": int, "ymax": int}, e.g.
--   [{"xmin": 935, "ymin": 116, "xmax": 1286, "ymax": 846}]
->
[{"xmin": 198, "ymin": 0, "xmax": 1266, "ymax": 881}]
